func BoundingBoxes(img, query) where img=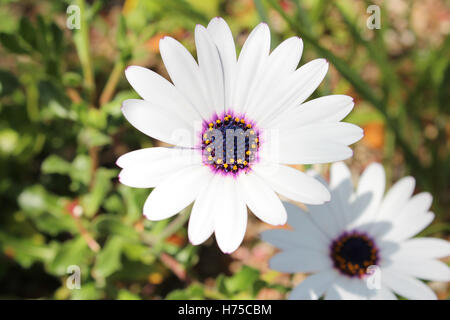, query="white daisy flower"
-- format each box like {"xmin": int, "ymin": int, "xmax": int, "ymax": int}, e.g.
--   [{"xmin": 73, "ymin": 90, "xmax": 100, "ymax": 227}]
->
[
  {"xmin": 262, "ymin": 162, "xmax": 450, "ymax": 299},
  {"xmin": 117, "ymin": 17, "xmax": 363, "ymax": 253}
]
